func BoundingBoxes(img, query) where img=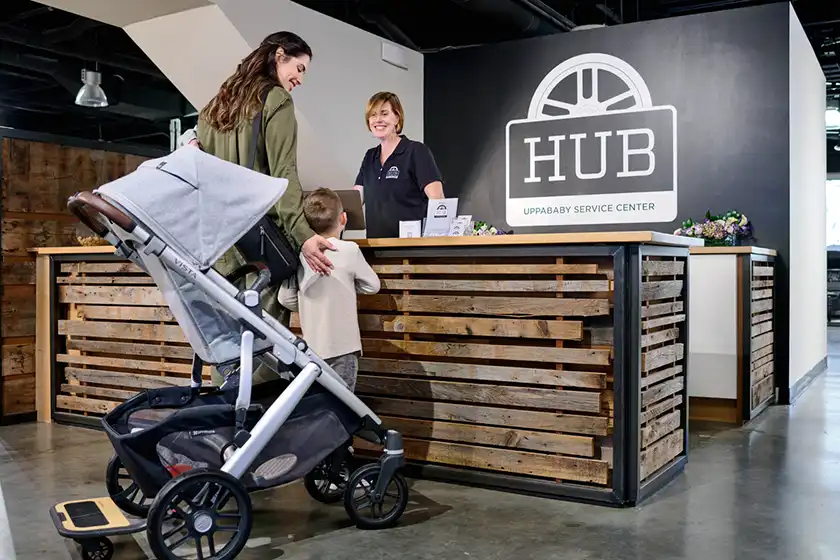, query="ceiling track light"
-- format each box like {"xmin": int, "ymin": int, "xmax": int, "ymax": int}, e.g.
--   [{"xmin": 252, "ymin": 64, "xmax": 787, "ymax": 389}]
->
[{"xmin": 75, "ymin": 69, "xmax": 108, "ymax": 108}]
